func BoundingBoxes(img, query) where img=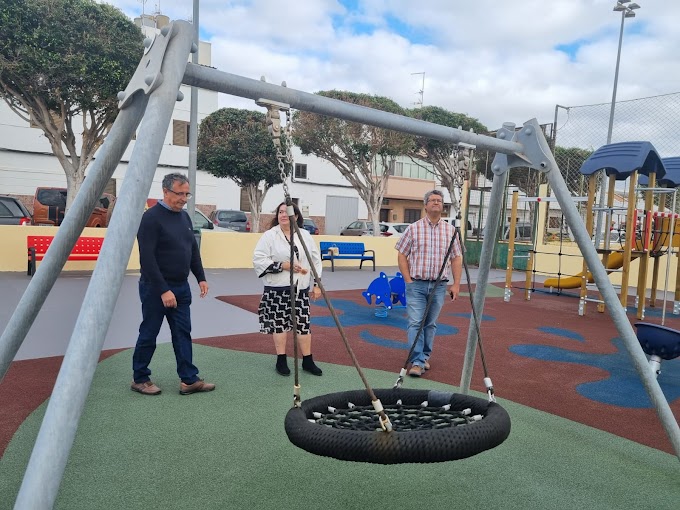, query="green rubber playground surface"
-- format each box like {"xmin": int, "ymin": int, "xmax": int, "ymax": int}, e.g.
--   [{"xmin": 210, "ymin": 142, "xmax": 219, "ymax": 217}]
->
[{"xmin": 0, "ymin": 344, "xmax": 677, "ymax": 510}]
